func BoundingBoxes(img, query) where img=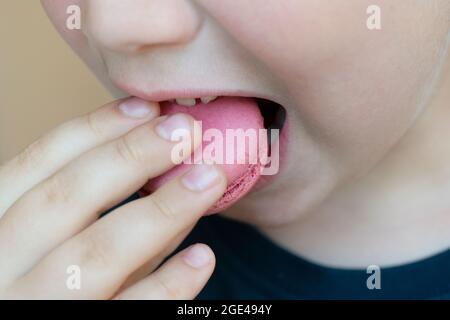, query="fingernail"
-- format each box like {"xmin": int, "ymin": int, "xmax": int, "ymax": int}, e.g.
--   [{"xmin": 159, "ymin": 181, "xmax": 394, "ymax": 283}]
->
[
  {"xmin": 183, "ymin": 244, "xmax": 212, "ymax": 268},
  {"xmin": 119, "ymin": 97, "xmax": 156, "ymax": 118},
  {"xmin": 155, "ymin": 114, "xmax": 192, "ymax": 142},
  {"xmin": 181, "ymin": 164, "xmax": 221, "ymax": 191}
]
